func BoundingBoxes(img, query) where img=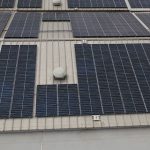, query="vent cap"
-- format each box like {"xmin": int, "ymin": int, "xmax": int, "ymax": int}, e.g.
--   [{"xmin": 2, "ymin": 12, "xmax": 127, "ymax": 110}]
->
[
  {"xmin": 53, "ymin": 67, "xmax": 66, "ymax": 80},
  {"xmin": 53, "ymin": 0, "xmax": 61, "ymax": 6}
]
